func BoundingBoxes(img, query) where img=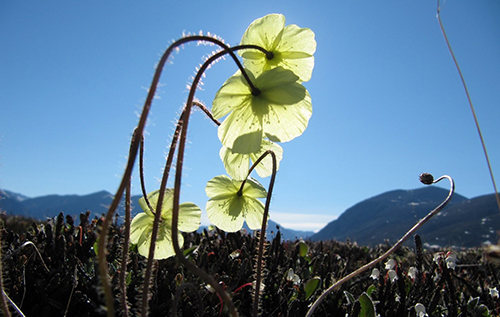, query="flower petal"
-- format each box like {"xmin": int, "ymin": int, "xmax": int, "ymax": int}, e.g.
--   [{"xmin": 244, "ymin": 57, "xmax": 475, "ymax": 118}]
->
[
  {"xmin": 263, "ymin": 90, "xmax": 312, "ymax": 143},
  {"xmin": 152, "ymin": 226, "xmax": 183, "ymax": 260},
  {"xmin": 139, "ymin": 189, "xmax": 175, "ymax": 220},
  {"xmin": 241, "ymin": 178, "xmax": 267, "ymax": 199},
  {"xmin": 242, "ymin": 196, "xmax": 267, "ymax": 230},
  {"xmin": 212, "ymin": 71, "xmax": 253, "ymax": 119},
  {"xmin": 220, "ymin": 145, "xmax": 251, "ymax": 180},
  {"xmin": 280, "ymin": 25, "xmax": 316, "ymax": 55},
  {"xmin": 240, "ymin": 14, "xmax": 285, "ymax": 53},
  {"xmin": 205, "ymin": 175, "xmax": 239, "ymax": 200},
  {"xmin": 178, "ymin": 202, "xmax": 202, "ymax": 232},
  {"xmin": 221, "ymin": 140, "xmax": 283, "ymax": 179},
  {"xmin": 249, "ymin": 140, "xmax": 283, "ymax": 178},
  {"xmin": 206, "ymin": 195, "xmax": 245, "ymax": 232},
  {"xmin": 129, "ymin": 212, "xmax": 152, "ymax": 245},
  {"xmin": 218, "ymin": 101, "xmax": 263, "ymax": 154}
]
